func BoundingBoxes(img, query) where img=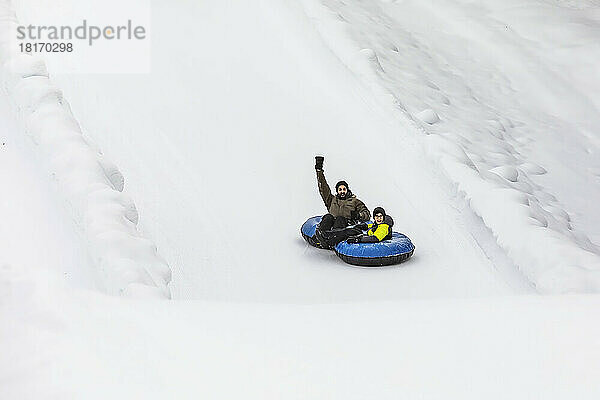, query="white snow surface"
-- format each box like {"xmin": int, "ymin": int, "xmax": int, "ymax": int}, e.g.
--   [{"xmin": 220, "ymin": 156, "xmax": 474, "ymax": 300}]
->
[
  {"xmin": 2, "ymin": 268, "xmax": 600, "ymax": 399},
  {"xmin": 2, "ymin": 0, "xmax": 600, "ymax": 398}
]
